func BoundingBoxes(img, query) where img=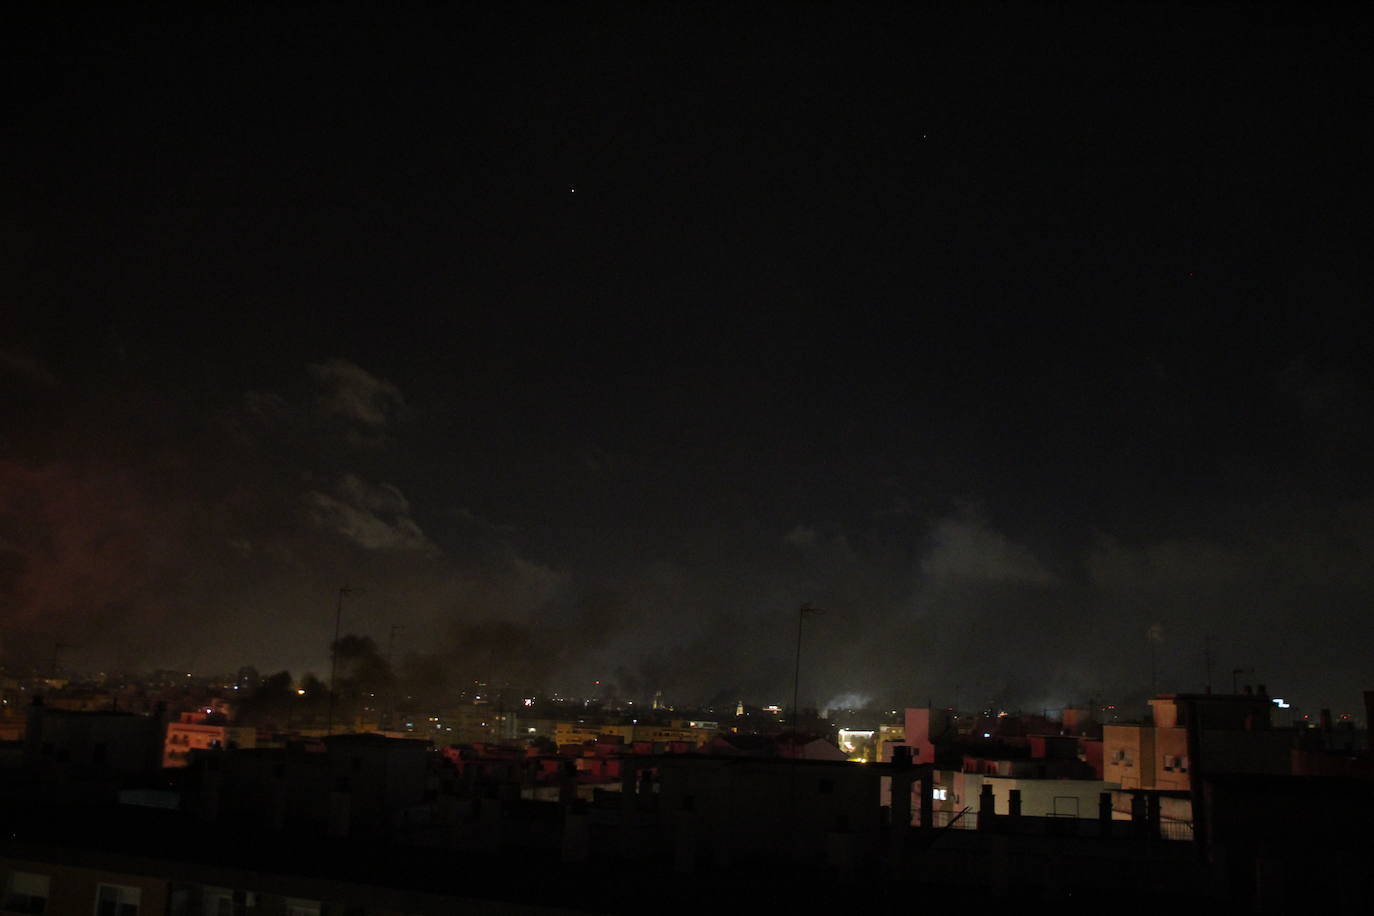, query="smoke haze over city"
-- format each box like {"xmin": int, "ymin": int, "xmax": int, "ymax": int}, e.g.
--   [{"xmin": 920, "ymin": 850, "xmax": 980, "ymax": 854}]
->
[{"xmin": 3, "ymin": 2, "xmax": 1371, "ymax": 714}]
